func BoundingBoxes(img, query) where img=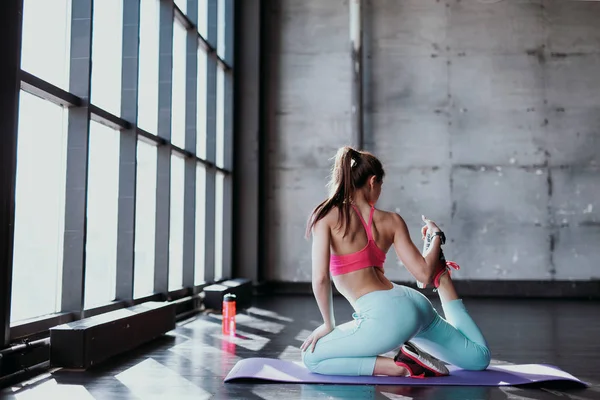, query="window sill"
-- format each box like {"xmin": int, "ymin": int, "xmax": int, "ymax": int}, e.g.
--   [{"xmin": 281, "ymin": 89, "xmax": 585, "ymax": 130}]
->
[
  {"xmin": 10, "ymin": 312, "xmax": 74, "ymax": 341},
  {"xmin": 8, "ymin": 284, "xmax": 211, "ymax": 343}
]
